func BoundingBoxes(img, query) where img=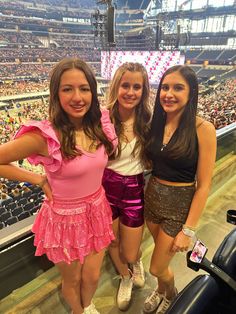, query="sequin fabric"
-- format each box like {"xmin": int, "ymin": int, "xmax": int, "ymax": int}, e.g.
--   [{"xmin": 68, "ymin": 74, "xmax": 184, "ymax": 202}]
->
[{"xmin": 144, "ymin": 176, "xmax": 195, "ymax": 237}]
